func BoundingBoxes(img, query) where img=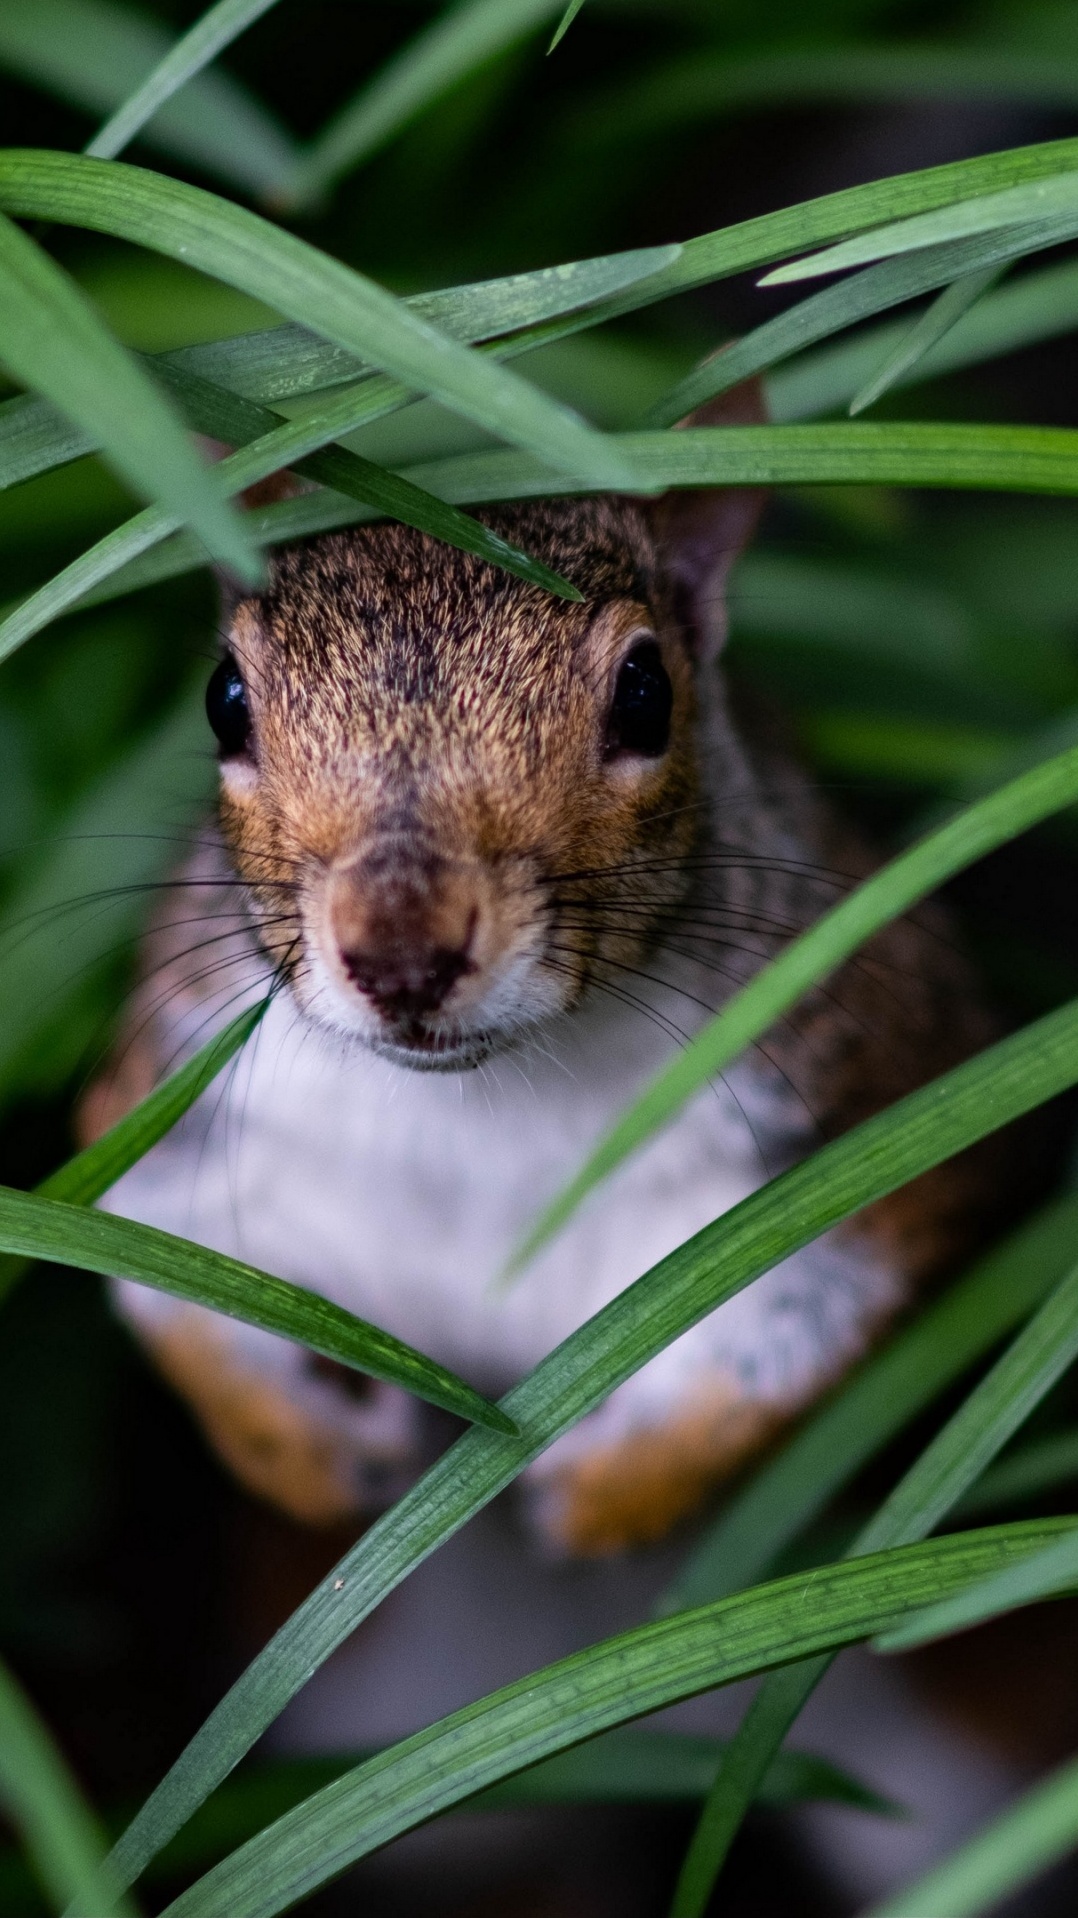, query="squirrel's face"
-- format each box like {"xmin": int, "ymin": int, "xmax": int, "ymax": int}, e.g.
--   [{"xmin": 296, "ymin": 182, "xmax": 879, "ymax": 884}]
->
[{"xmin": 212, "ymin": 492, "xmax": 754, "ymax": 1069}]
